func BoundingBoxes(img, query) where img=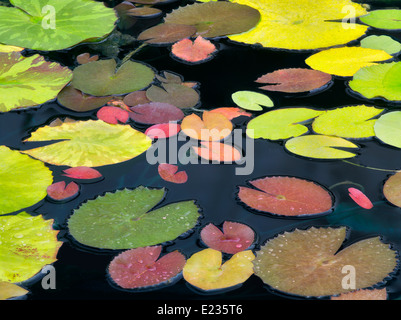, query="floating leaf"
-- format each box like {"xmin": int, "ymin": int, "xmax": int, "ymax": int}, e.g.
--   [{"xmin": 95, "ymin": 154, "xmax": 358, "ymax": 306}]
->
[
  {"xmin": 348, "ymin": 61, "xmax": 401, "ymax": 102},
  {"xmin": 129, "ymin": 102, "xmax": 184, "ymax": 124},
  {"xmin": 383, "ymin": 172, "xmax": 401, "ymax": 208},
  {"xmin": 237, "ymin": 176, "xmax": 334, "ymax": 217},
  {"xmin": 68, "ymin": 187, "xmax": 201, "ymax": 249},
  {"xmin": 331, "ymin": 288, "xmax": 387, "ymax": 300},
  {"xmin": 164, "ymin": 1, "xmax": 260, "ymax": 38},
  {"xmin": 0, "ymin": 146, "xmax": 53, "ymax": 215},
  {"xmin": 228, "ymin": 0, "xmax": 368, "ymax": 50},
  {"xmin": 0, "ymin": 0, "xmax": 117, "ymax": 51},
  {"xmin": 181, "ymin": 112, "xmax": 233, "ymax": 141},
  {"xmin": 209, "ymin": 107, "xmax": 252, "ymax": 120},
  {"xmin": 47, "ymin": 181, "xmax": 80, "ymax": 202},
  {"xmin": 22, "ymin": 120, "xmax": 152, "ymax": 167},
  {"xmin": 231, "ymin": 91, "xmax": 274, "ymax": 111},
  {"xmin": 183, "ymin": 249, "xmax": 255, "ymax": 291},
  {"xmin": 255, "ymin": 68, "xmax": 332, "ymax": 93},
  {"xmin": 158, "ymin": 163, "xmax": 188, "ymax": 184},
  {"xmin": 246, "ymin": 108, "xmax": 324, "ymax": 140},
  {"xmin": 97, "ymin": 106, "xmax": 129, "ymax": 124},
  {"xmin": 72, "ymin": 59, "xmax": 155, "ymax": 96},
  {"xmin": 360, "ymin": 9, "xmax": 401, "ymax": 30},
  {"xmin": 171, "ymin": 36, "xmax": 217, "ymax": 64},
  {"xmin": 126, "ymin": 7, "xmax": 162, "ymax": 18},
  {"xmin": 360, "ymin": 35, "xmax": 401, "ymax": 55},
  {"xmin": 146, "ymin": 83, "xmax": 200, "ymax": 109},
  {"xmin": 0, "ymin": 282, "xmax": 28, "ymax": 300},
  {"xmin": 348, "ymin": 188, "xmax": 373, "ymax": 209},
  {"xmin": 285, "ymin": 135, "xmax": 359, "ymax": 159},
  {"xmin": 62, "ymin": 167, "xmax": 102, "ymax": 180},
  {"xmin": 312, "ymin": 105, "xmax": 384, "ymax": 139},
  {"xmin": 253, "ymin": 226, "xmax": 397, "ymax": 297},
  {"xmin": 76, "ymin": 53, "xmax": 99, "ymax": 65},
  {"xmin": 200, "ymin": 221, "xmax": 255, "ymax": 254},
  {"xmin": 123, "ymin": 90, "xmax": 151, "ymax": 107},
  {"xmin": 192, "ymin": 141, "xmax": 242, "ymax": 162},
  {"xmin": 108, "ymin": 246, "xmax": 186, "ymax": 290},
  {"xmin": 374, "ymin": 111, "xmax": 401, "ymax": 148},
  {"xmin": 137, "ymin": 23, "xmax": 196, "ymax": 45},
  {"xmin": 0, "ymin": 44, "xmax": 23, "ymax": 53},
  {"xmin": 305, "ymin": 47, "xmax": 392, "ymax": 77},
  {"xmin": 57, "ymin": 86, "xmax": 112, "ymax": 112},
  {"xmin": 0, "ymin": 52, "xmax": 73, "ymax": 112},
  {"xmin": 145, "ymin": 123, "xmax": 181, "ymax": 139},
  {"xmin": 0, "ymin": 212, "xmax": 62, "ymax": 283}
]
